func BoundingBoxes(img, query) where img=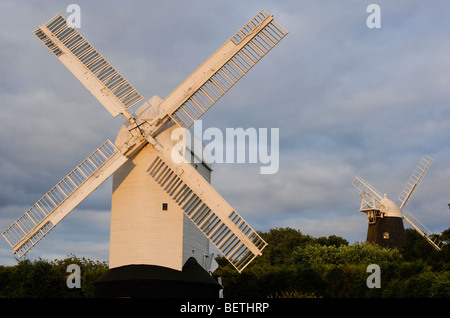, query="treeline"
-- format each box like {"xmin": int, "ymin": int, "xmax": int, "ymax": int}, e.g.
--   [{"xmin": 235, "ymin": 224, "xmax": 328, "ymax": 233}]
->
[
  {"xmin": 0, "ymin": 255, "xmax": 108, "ymax": 298},
  {"xmin": 215, "ymin": 227, "xmax": 450, "ymax": 298},
  {"xmin": 0, "ymin": 227, "xmax": 449, "ymax": 298}
]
